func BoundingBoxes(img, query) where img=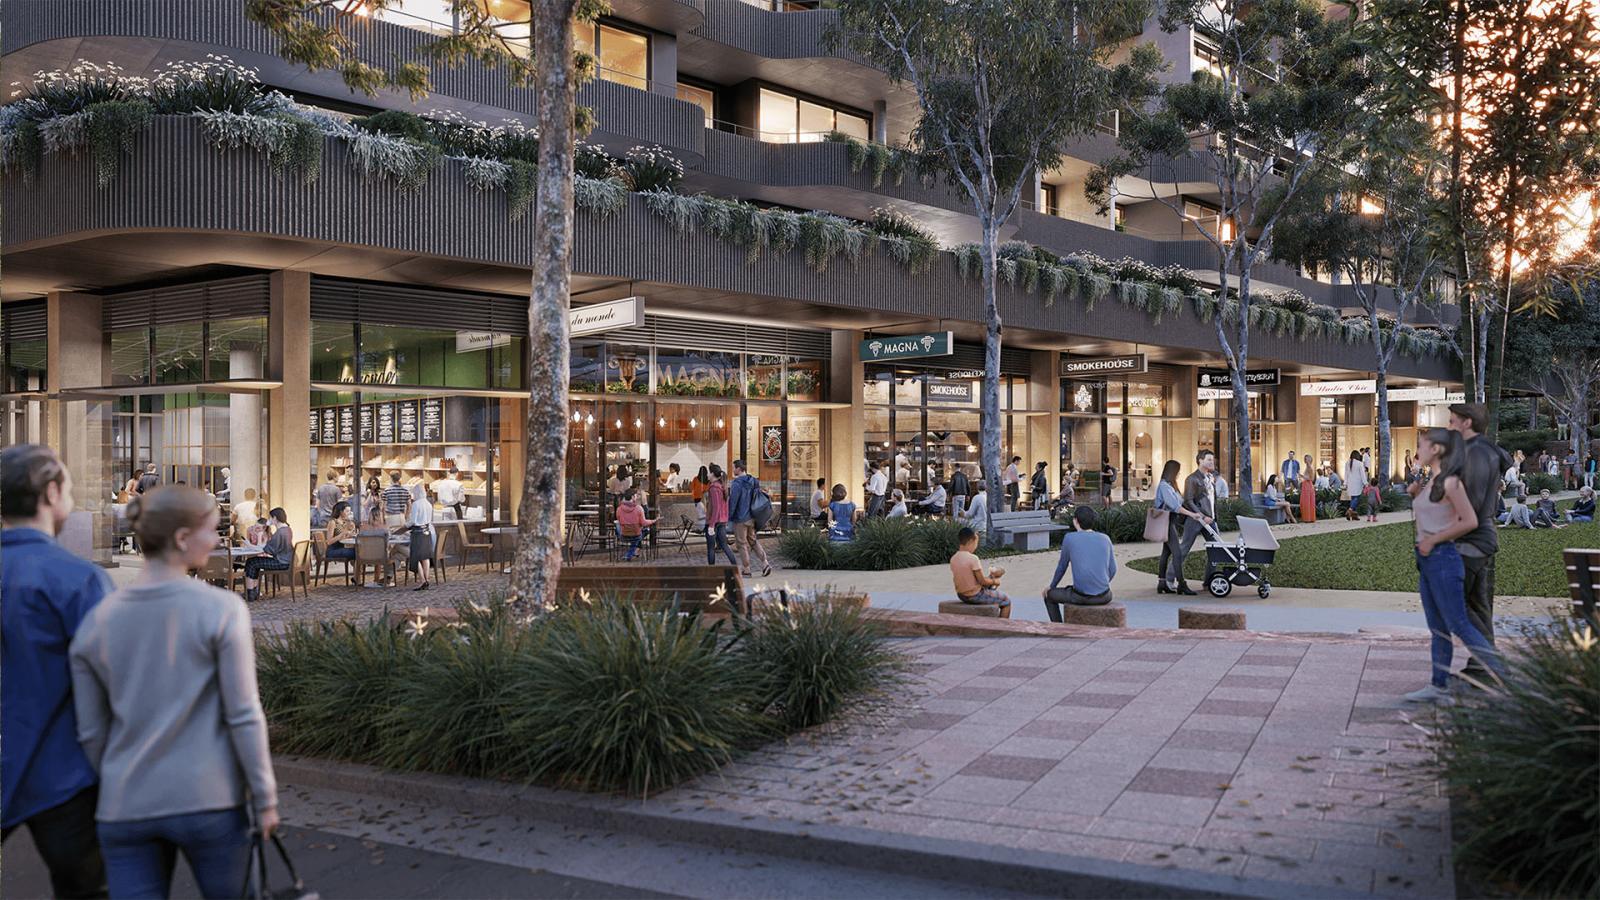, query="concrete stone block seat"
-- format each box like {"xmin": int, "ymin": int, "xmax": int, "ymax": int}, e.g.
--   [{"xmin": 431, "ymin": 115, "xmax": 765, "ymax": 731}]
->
[
  {"xmin": 937, "ymin": 600, "xmax": 1001, "ymax": 618},
  {"xmin": 1054, "ymin": 602, "xmax": 1126, "ymax": 627},
  {"xmin": 1178, "ymin": 607, "xmax": 1247, "ymax": 630}
]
